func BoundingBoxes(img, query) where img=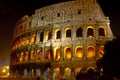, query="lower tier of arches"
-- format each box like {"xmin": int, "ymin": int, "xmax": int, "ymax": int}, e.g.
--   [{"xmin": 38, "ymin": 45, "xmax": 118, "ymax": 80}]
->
[{"xmin": 10, "ymin": 60, "xmax": 97, "ymax": 80}]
